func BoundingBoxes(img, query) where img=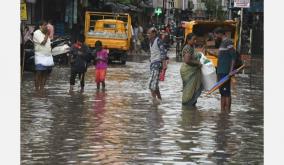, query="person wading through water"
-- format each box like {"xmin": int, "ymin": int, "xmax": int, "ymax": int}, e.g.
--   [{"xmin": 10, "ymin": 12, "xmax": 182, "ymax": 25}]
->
[
  {"xmin": 33, "ymin": 20, "xmax": 53, "ymax": 92},
  {"xmin": 214, "ymin": 27, "xmax": 237, "ymax": 113},
  {"xmin": 69, "ymin": 34, "xmax": 92, "ymax": 93},
  {"xmin": 93, "ymin": 40, "xmax": 109, "ymax": 91},
  {"xmin": 180, "ymin": 33, "xmax": 203, "ymax": 107},
  {"xmin": 147, "ymin": 27, "xmax": 167, "ymax": 104}
]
